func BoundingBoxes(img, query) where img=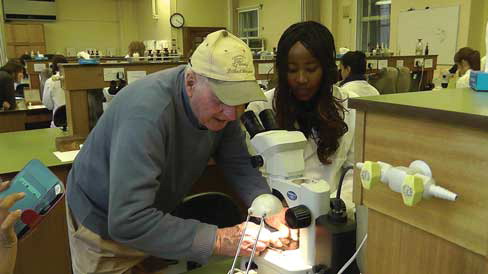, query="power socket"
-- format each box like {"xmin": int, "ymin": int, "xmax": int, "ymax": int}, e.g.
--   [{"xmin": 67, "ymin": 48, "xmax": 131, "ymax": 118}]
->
[
  {"xmin": 366, "ymin": 60, "xmax": 378, "ymax": 70},
  {"xmin": 415, "ymin": 58, "xmax": 424, "ymax": 68}
]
